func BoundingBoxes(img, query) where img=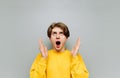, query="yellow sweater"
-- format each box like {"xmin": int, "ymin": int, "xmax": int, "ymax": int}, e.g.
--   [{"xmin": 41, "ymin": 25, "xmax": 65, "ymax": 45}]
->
[{"xmin": 30, "ymin": 49, "xmax": 89, "ymax": 78}]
